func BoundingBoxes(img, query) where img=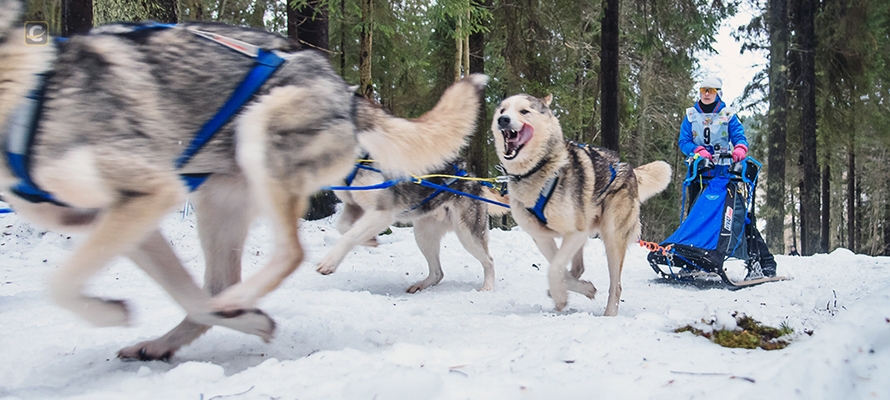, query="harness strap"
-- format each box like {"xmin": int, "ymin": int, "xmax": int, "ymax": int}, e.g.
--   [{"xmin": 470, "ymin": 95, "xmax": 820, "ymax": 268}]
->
[
  {"xmin": 410, "ymin": 164, "xmax": 467, "ymax": 211},
  {"xmin": 175, "ymin": 49, "xmax": 285, "ymax": 171},
  {"xmin": 414, "ymin": 179, "xmax": 510, "ymax": 209},
  {"xmin": 596, "ymin": 164, "xmax": 618, "ymax": 198},
  {"xmin": 527, "ymin": 175, "xmax": 558, "ymax": 225},
  {"xmin": 324, "ymin": 180, "xmax": 403, "ymax": 191},
  {"xmin": 343, "ymin": 154, "xmax": 375, "ymax": 186},
  {"xmin": 4, "ymin": 73, "xmax": 66, "ymax": 206}
]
